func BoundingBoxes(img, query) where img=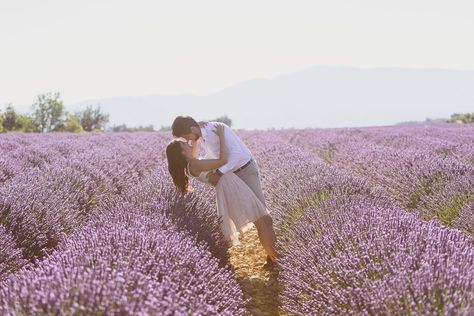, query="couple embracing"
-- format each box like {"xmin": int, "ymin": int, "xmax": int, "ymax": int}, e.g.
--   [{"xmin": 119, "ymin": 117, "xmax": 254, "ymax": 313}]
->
[{"xmin": 165, "ymin": 116, "xmax": 278, "ymax": 268}]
